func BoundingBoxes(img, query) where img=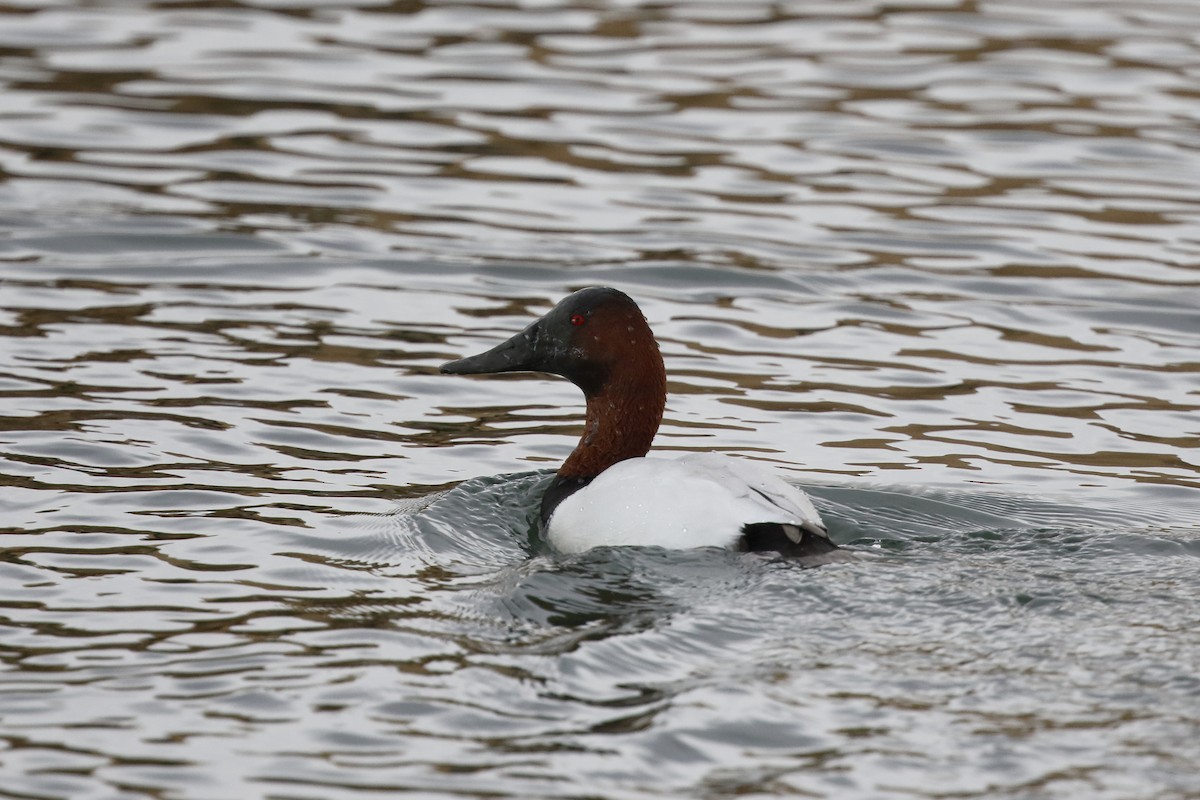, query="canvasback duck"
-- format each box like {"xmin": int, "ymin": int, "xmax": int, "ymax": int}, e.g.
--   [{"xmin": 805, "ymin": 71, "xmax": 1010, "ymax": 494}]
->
[{"xmin": 441, "ymin": 287, "xmax": 840, "ymax": 560}]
